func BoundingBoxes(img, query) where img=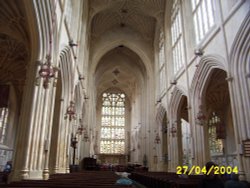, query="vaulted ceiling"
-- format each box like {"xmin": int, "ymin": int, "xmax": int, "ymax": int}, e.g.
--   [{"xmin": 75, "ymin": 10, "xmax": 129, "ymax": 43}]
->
[
  {"xmin": 90, "ymin": 0, "xmax": 165, "ymax": 41},
  {"xmin": 205, "ymin": 69, "xmax": 230, "ymax": 112},
  {"xmin": 0, "ymin": 0, "xmax": 30, "ymax": 100},
  {"xmin": 95, "ymin": 46, "xmax": 146, "ymax": 99},
  {"xmin": 91, "ymin": 0, "xmax": 165, "ymax": 100}
]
